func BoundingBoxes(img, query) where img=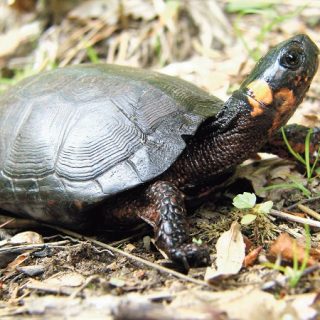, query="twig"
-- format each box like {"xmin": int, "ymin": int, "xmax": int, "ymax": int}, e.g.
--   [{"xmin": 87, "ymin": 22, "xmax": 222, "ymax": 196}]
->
[
  {"xmin": 0, "ymin": 240, "xmax": 69, "ymax": 253},
  {"xmin": 300, "ymin": 264, "xmax": 320, "ymax": 277},
  {"xmin": 109, "ymin": 227, "xmax": 148, "ymax": 247},
  {"xmin": 285, "ymin": 195, "xmax": 320, "ymax": 211},
  {"xmin": 25, "ymin": 279, "xmax": 74, "ymax": 296},
  {"xmin": 297, "ymin": 204, "xmax": 320, "ymax": 221},
  {"xmin": 0, "ymin": 214, "xmax": 42, "ymax": 229},
  {"xmin": 270, "ymin": 209, "xmax": 320, "ymax": 228},
  {"xmin": 42, "ymin": 224, "xmax": 209, "ymax": 287},
  {"xmin": 69, "ymin": 275, "xmax": 100, "ymax": 299},
  {"xmin": 0, "ymin": 218, "xmax": 15, "ymax": 228},
  {"xmin": 262, "ymin": 264, "xmax": 320, "ymax": 292}
]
